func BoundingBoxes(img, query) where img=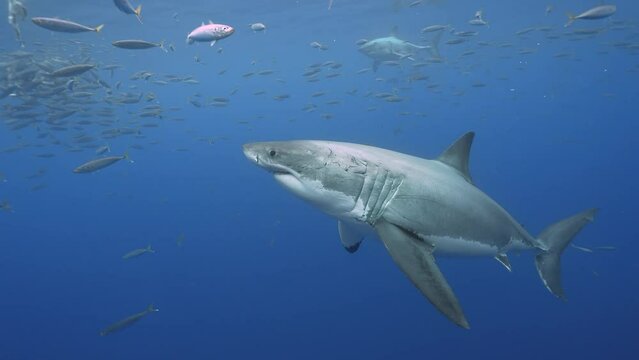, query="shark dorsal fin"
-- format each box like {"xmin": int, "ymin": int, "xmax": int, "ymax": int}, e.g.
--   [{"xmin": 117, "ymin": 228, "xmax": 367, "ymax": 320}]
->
[{"xmin": 437, "ymin": 132, "xmax": 475, "ymax": 183}]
